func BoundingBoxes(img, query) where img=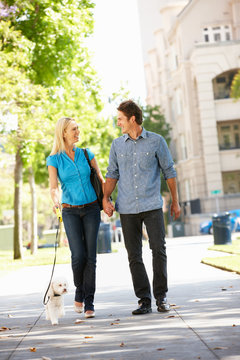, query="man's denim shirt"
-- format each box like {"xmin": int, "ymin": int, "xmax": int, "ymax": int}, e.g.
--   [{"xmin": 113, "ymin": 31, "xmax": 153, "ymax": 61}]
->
[{"xmin": 106, "ymin": 128, "xmax": 176, "ymax": 214}]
